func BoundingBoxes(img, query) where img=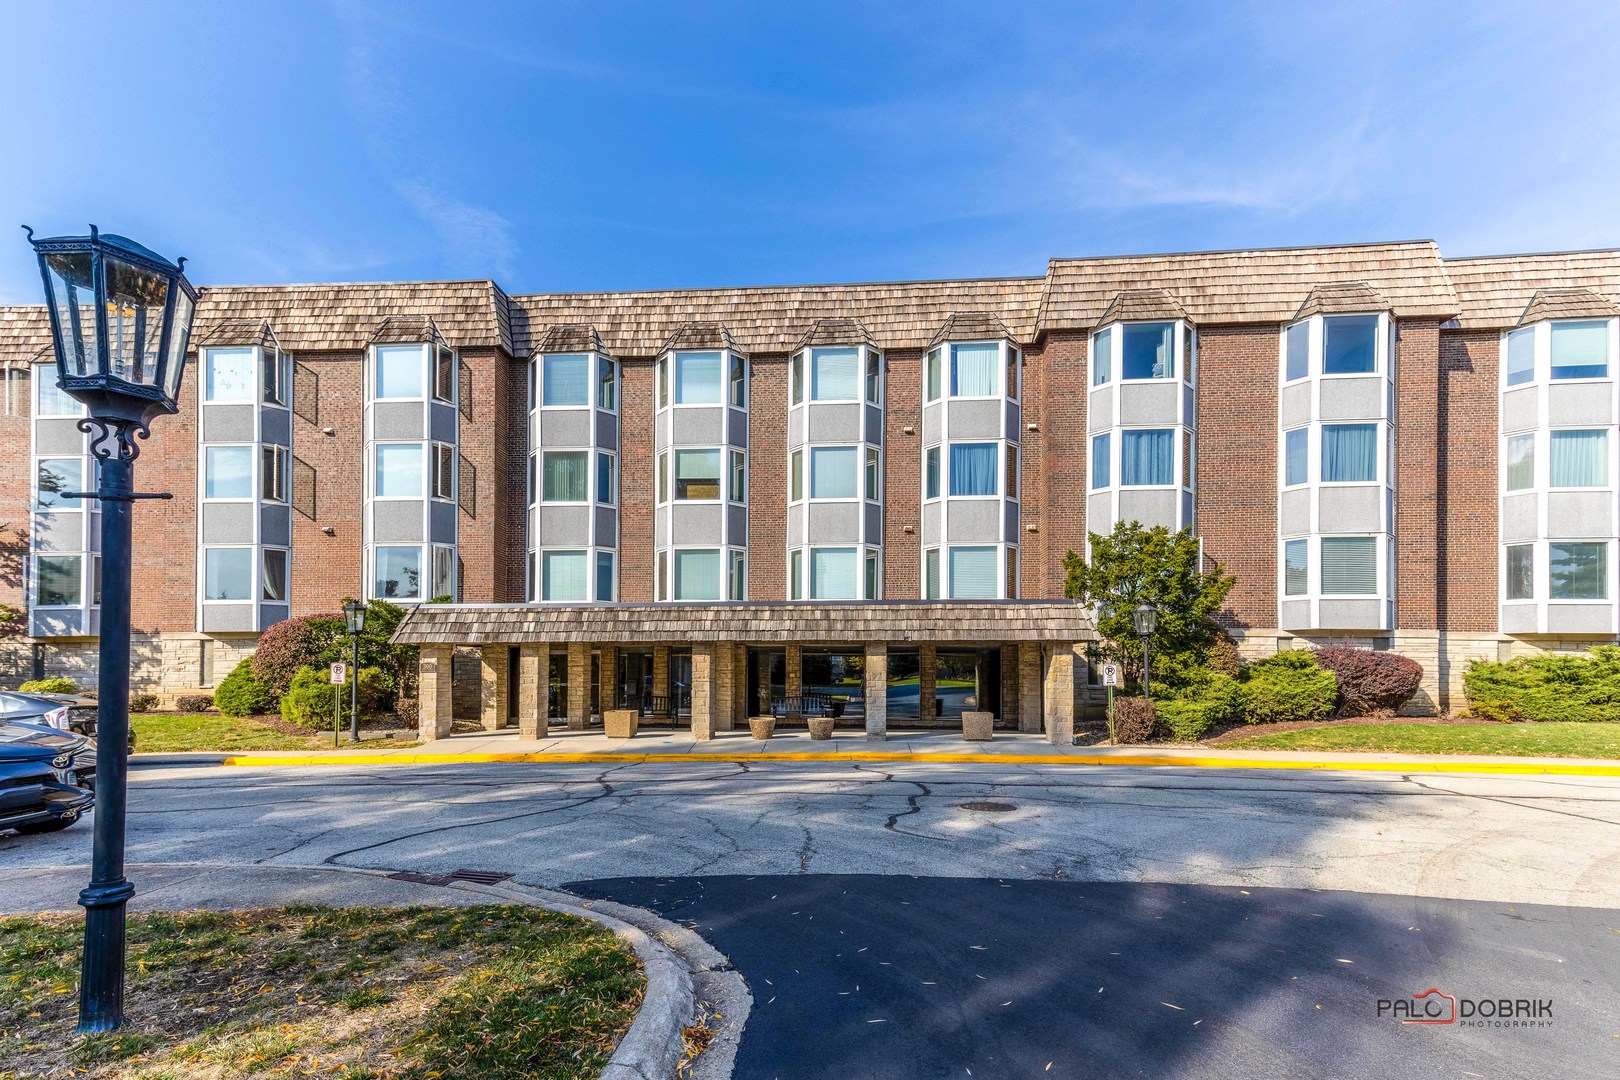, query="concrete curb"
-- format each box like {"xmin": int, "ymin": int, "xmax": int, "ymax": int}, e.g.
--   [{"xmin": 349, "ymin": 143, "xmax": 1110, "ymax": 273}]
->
[{"xmin": 211, "ymin": 748, "xmax": 1620, "ymax": 777}]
